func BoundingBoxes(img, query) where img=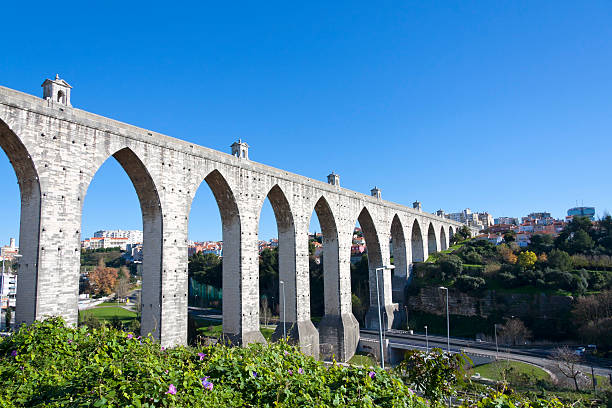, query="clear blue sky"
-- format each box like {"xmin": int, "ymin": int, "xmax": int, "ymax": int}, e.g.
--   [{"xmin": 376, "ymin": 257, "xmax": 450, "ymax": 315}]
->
[{"xmin": 1, "ymin": 1, "xmax": 611, "ymax": 243}]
